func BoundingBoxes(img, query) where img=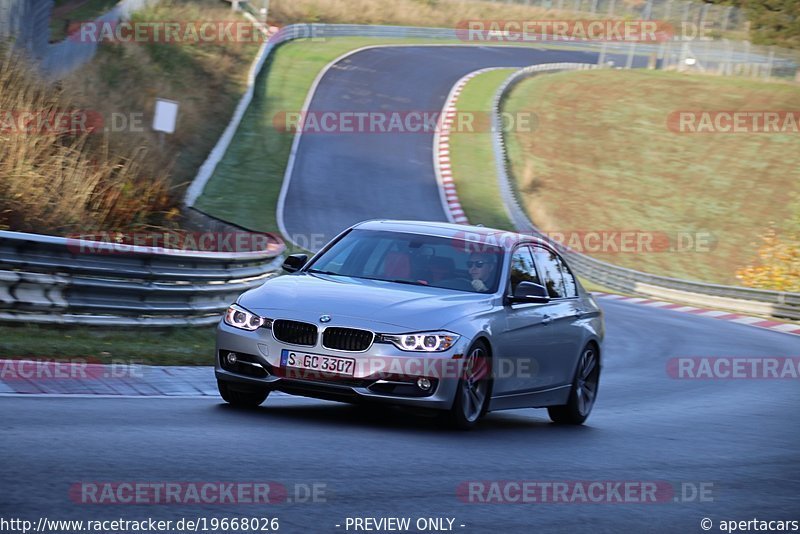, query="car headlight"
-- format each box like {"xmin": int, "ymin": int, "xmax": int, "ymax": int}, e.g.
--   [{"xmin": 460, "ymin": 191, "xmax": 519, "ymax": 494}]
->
[
  {"xmin": 224, "ymin": 304, "xmax": 270, "ymax": 331},
  {"xmin": 379, "ymin": 331, "xmax": 460, "ymax": 352}
]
